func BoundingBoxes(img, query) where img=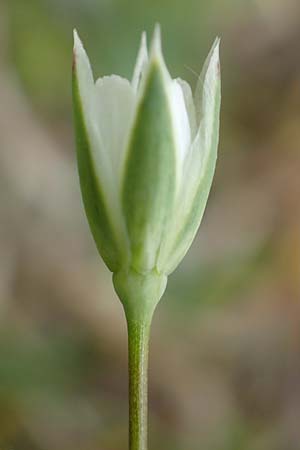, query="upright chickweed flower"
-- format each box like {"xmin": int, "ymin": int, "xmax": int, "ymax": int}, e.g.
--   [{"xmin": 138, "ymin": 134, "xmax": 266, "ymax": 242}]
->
[{"xmin": 73, "ymin": 25, "xmax": 221, "ymax": 450}]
